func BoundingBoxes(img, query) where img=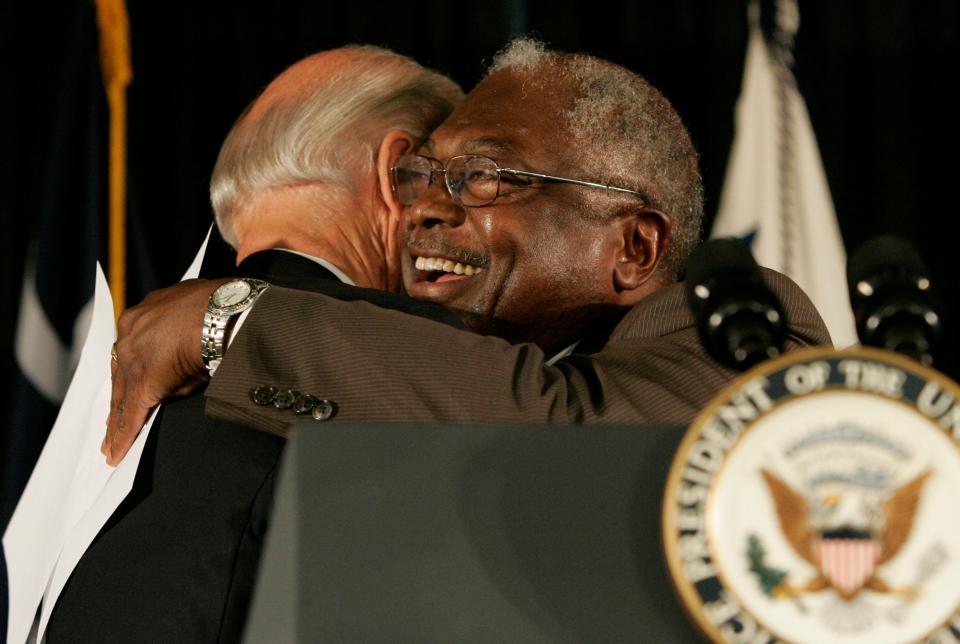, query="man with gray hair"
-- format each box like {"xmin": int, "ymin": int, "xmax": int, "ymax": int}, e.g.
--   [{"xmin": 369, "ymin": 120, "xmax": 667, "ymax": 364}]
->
[
  {"xmin": 211, "ymin": 44, "xmax": 462, "ymax": 286},
  {"xmin": 104, "ymin": 39, "xmax": 828, "ymax": 454},
  {"xmin": 44, "ymin": 45, "xmax": 463, "ymax": 642}
]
